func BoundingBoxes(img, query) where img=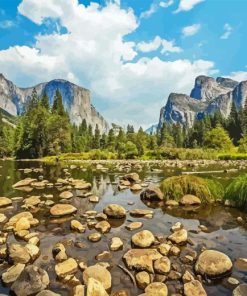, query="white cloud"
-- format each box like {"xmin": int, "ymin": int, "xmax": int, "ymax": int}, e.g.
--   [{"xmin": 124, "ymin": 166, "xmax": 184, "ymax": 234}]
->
[
  {"xmin": 0, "ymin": 20, "xmax": 15, "ymax": 29},
  {"xmin": 0, "ymin": 0, "xmax": 216, "ymax": 127},
  {"xmin": 140, "ymin": 3, "xmax": 157, "ymax": 19},
  {"xmin": 174, "ymin": 0, "xmax": 204, "ymax": 13},
  {"xmin": 159, "ymin": 0, "xmax": 174, "ymax": 8},
  {"xmin": 136, "ymin": 36, "xmax": 182, "ymax": 54},
  {"xmin": 229, "ymin": 71, "xmax": 247, "ymax": 82},
  {"xmin": 220, "ymin": 23, "xmax": 233, "ymax": 40},
  {"xmin": 182, "ymin": 23, "xmax": 201, "ymax": 37}
]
